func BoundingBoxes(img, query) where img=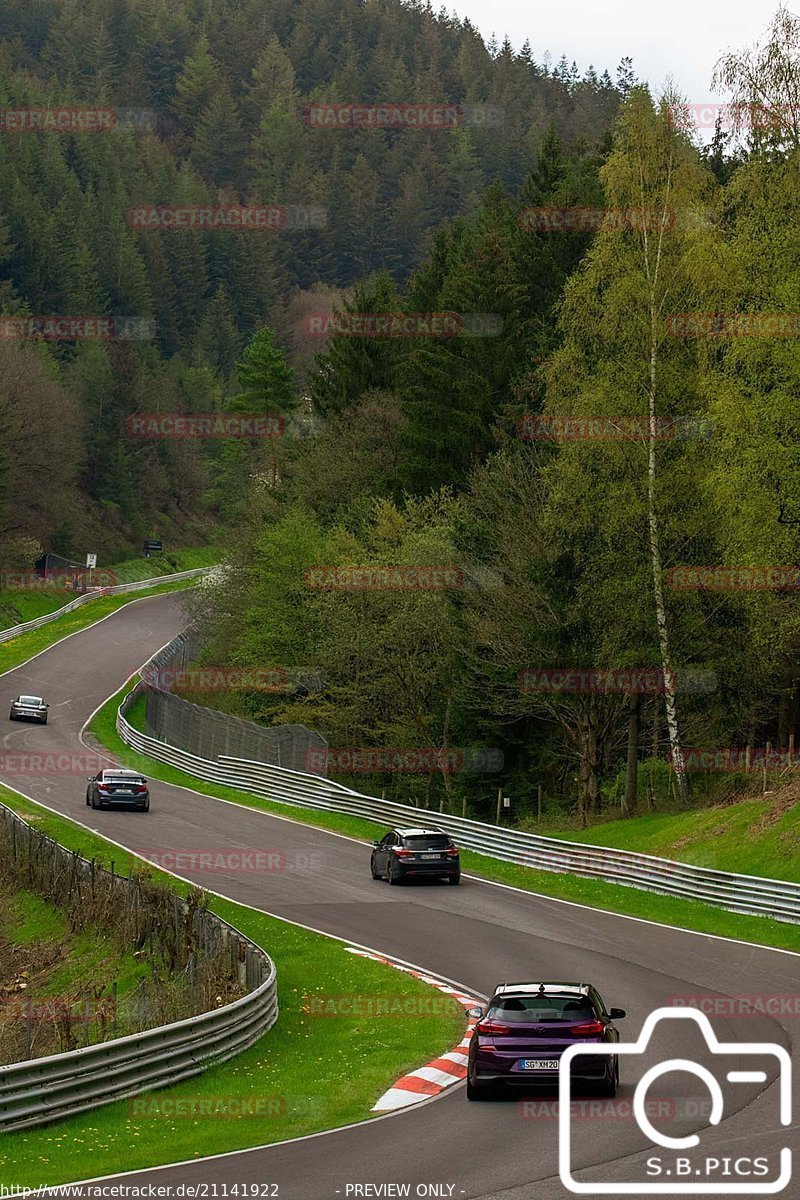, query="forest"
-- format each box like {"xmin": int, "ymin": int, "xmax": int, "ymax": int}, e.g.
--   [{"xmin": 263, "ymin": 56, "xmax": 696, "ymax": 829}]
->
[
  {"xmin": 0, "ymin": 0, "xmax": 626, "ymax": 561},
  {"xmin": 4, "ymin": 1, "xmax": 800, "ymax": 822}
]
